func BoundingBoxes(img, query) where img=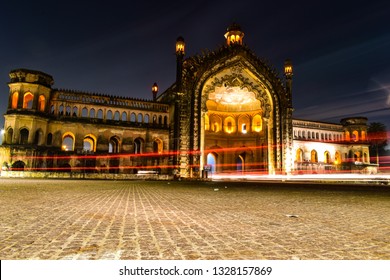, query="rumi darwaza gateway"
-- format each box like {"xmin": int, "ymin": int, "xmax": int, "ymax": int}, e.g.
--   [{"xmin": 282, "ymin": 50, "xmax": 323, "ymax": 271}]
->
[{"xmin": 0, "ymin": 24, "xmax": 375, "ymax": 178}]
